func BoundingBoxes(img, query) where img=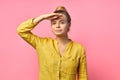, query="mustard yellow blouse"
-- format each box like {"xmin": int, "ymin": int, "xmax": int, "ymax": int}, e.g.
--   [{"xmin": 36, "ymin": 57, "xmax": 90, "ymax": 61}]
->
[{"xmin": 17, "ymin": 18, "xmax": 88, "ymax": 80}]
